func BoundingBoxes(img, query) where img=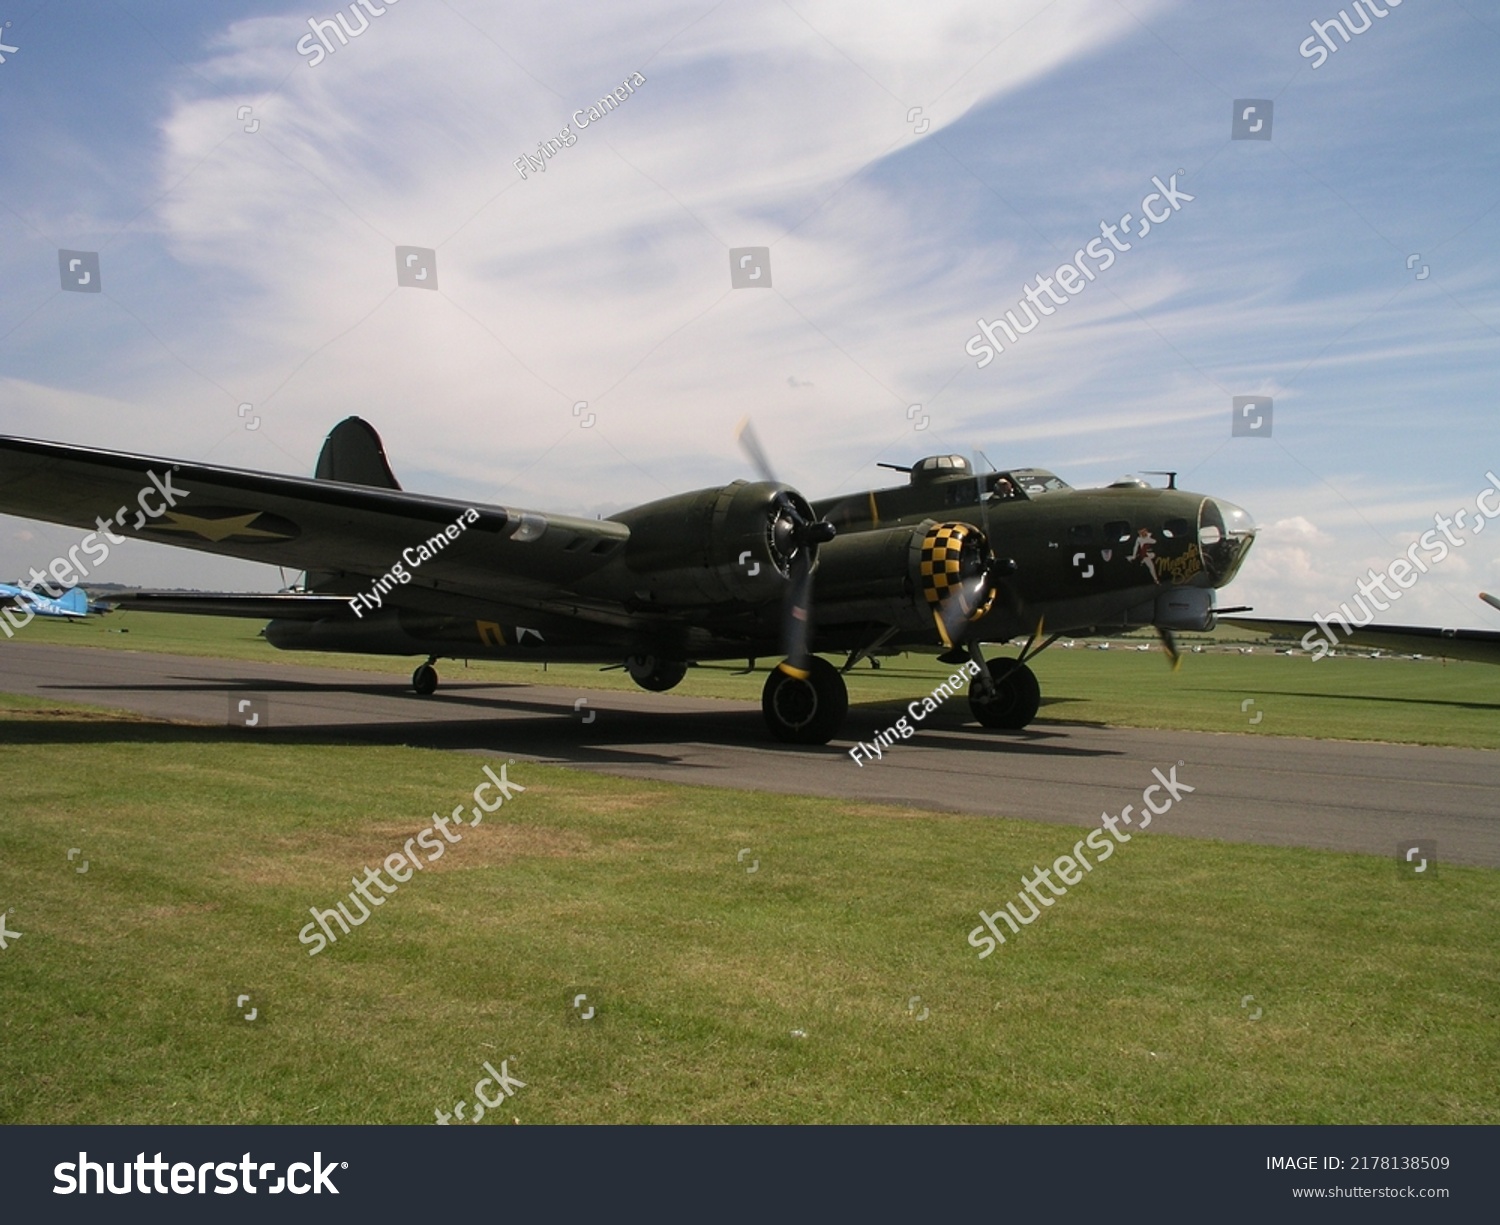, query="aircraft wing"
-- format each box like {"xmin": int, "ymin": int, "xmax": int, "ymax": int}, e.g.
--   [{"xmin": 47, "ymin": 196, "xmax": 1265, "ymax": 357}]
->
[
  {"xmin": 1223, "ymin": 616, "xmax": 1500, "ymax": 666},
  {"xmin": 0, "ymin": 434, "xmax": 628, "ymax": 607}
]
